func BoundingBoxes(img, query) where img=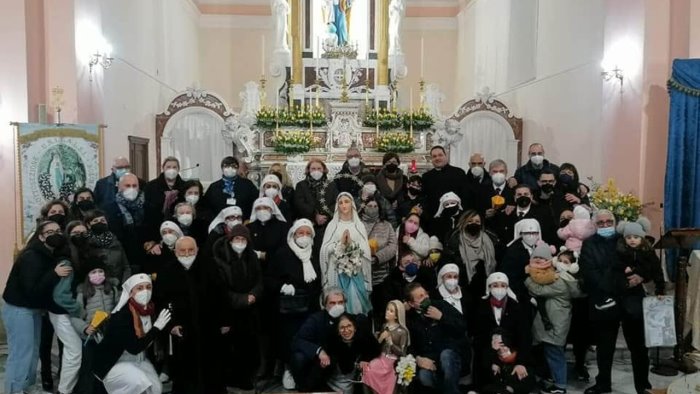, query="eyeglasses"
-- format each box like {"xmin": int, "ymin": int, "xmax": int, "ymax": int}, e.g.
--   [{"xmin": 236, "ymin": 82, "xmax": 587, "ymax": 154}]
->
[
  {"xmin": 596, "ymin": 220, "xmax": 615, "ymax": 226},
  {"xmin": 42, "ymin": 229, "xmax": 62, "ymax": 236}
]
